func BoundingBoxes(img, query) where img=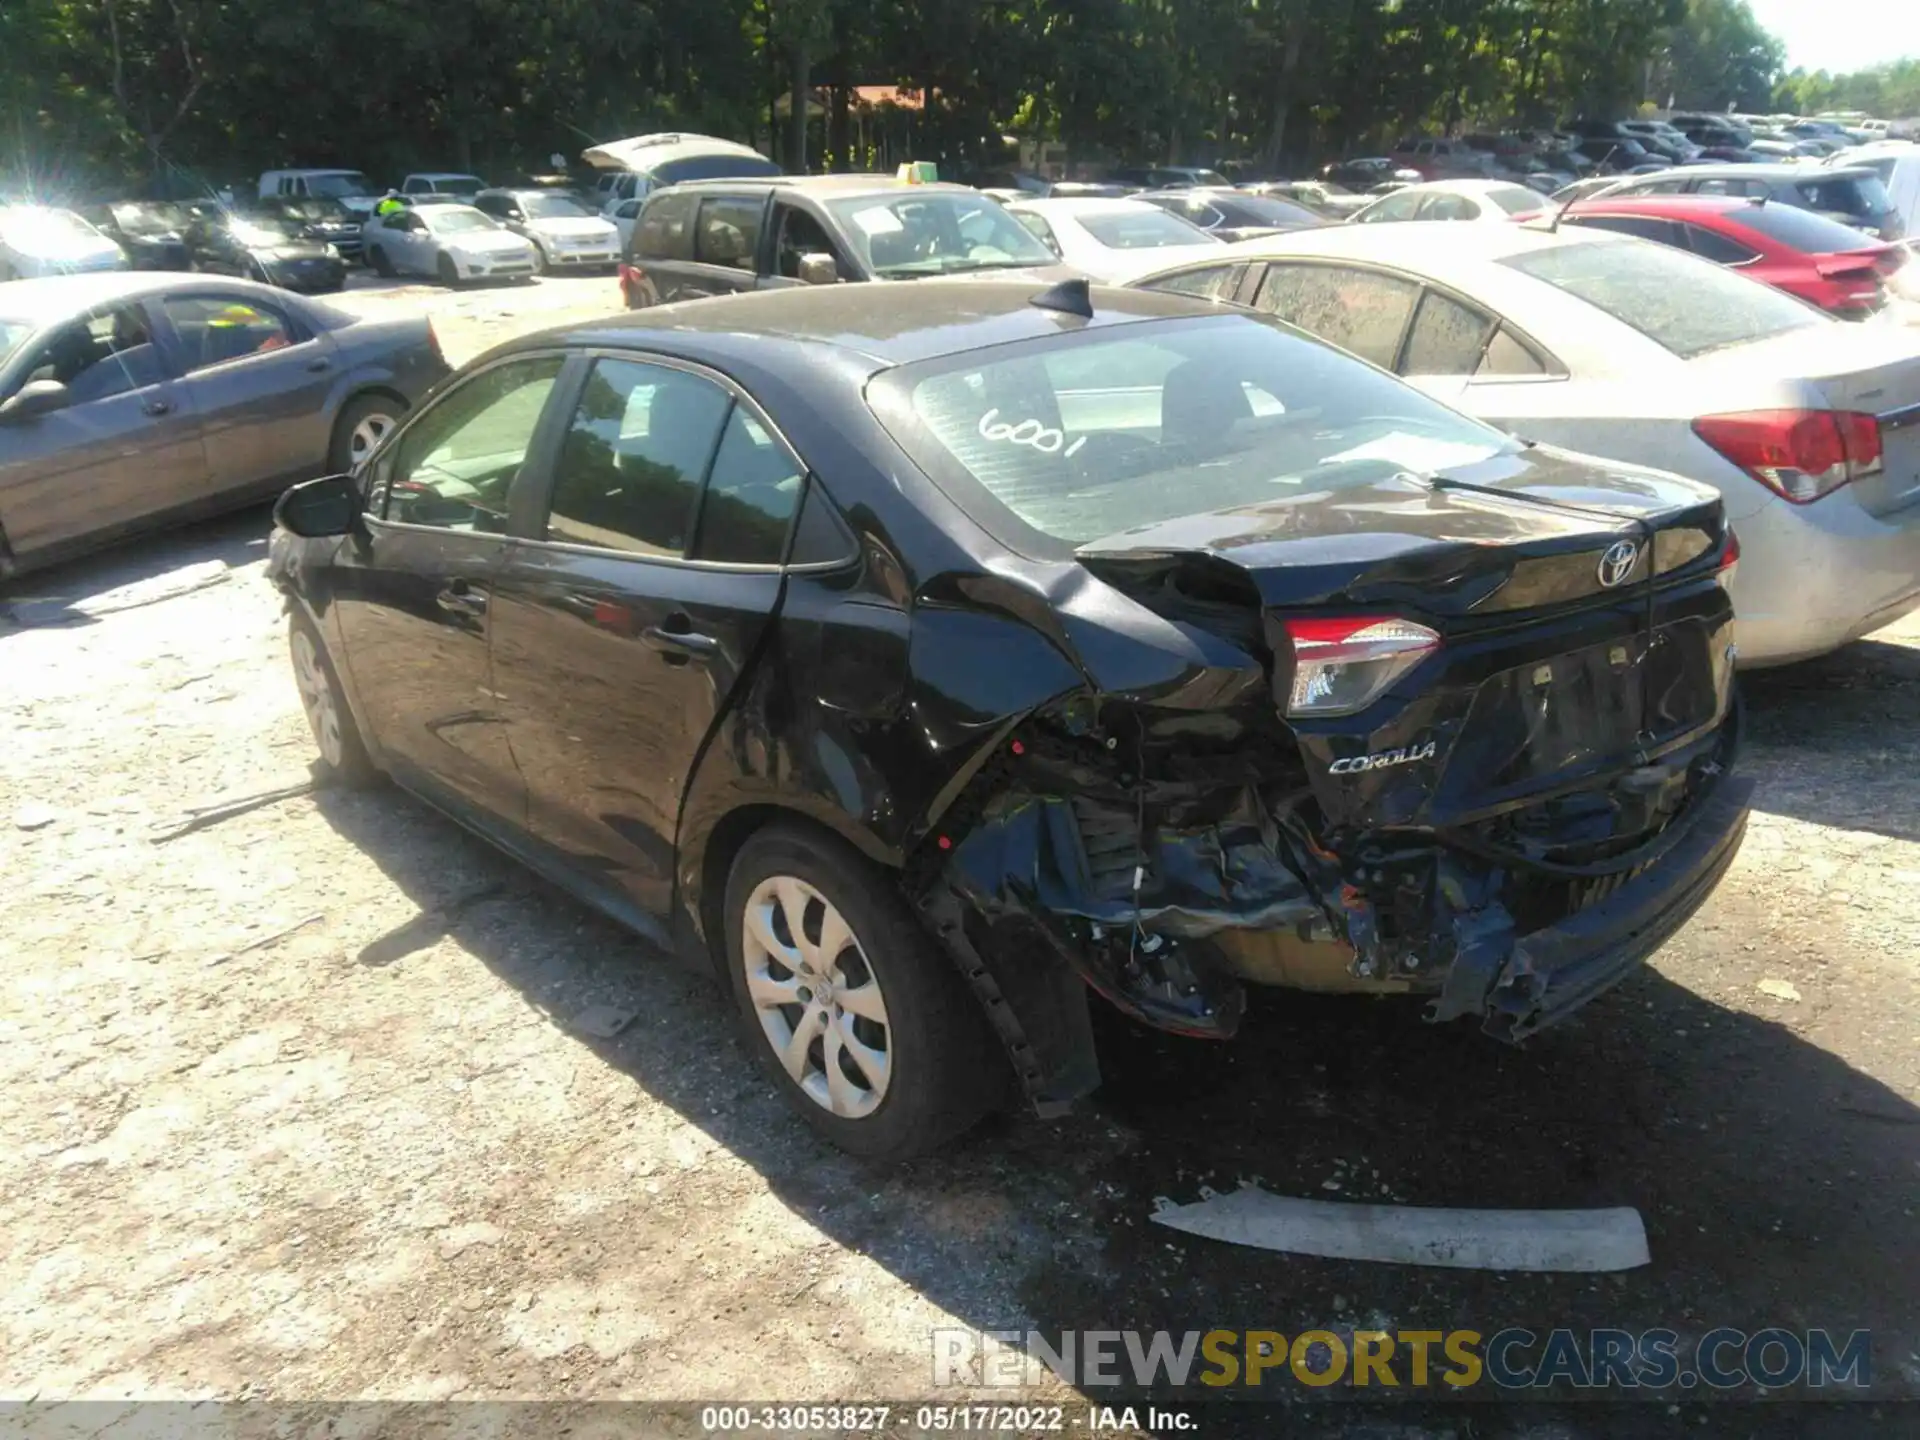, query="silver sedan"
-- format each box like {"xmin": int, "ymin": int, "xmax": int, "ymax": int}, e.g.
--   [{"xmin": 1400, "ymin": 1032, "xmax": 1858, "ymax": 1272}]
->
[{"xmin": 1124, "ymin": 222, "xmax": 1920, "ymax": 667}]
